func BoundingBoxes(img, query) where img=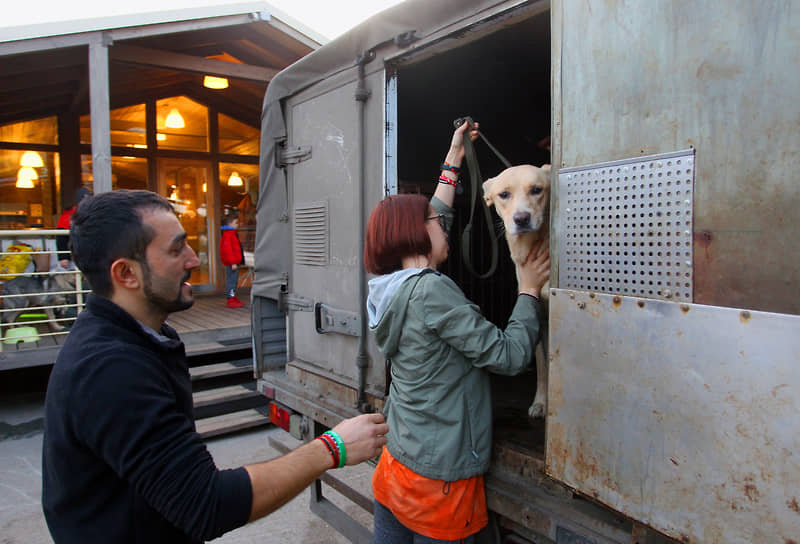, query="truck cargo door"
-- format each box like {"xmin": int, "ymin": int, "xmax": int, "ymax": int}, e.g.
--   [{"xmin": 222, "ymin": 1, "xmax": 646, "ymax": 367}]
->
[{"xmin": 283, "ymin": 68, "xmax": 388, "ymax": 400}]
